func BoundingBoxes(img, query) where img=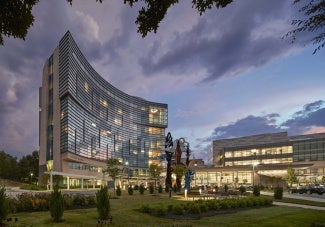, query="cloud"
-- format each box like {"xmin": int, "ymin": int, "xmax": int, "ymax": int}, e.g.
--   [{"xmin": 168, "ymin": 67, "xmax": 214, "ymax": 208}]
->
[
  {"xmin": 139, "ymin": 0, "xmax": 296, "ymax": 83},
  {"xmin": 211, "ymin": 114, "xmax": 281, "ymax": 140},
  {"xmin": 282, "ymin": 100, "xmax": 325, "ymax": 134}
]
